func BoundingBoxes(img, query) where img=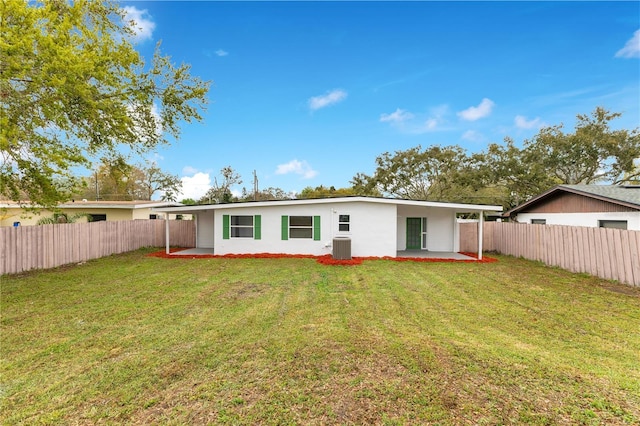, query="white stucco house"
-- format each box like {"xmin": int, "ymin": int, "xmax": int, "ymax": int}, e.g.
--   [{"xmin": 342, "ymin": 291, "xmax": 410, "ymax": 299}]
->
[
  {"xmin": 503, "ymin": 184, "xmax": 640, "ymax": 230},
  {"xmin": 154, "ymin": 197, "xmax": 502, "ymax": 259}
]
